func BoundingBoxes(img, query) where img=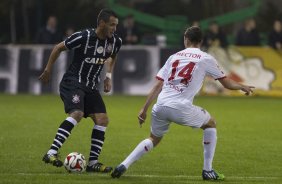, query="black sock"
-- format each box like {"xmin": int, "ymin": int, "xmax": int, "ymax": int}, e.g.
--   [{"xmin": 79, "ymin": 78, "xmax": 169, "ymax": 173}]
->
[
  {"xmin": 89, "ymin": 126, "xmax": 106, "ymax": 165},
  {"xmin": 48, "ymin": 119, "xmax": 76, "ymax": 154}
]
